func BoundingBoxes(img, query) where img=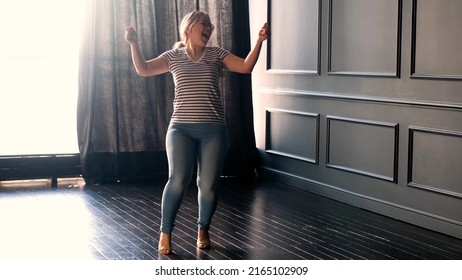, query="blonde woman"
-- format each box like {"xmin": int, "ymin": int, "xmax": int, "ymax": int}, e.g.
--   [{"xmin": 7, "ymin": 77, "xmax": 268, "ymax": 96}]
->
[{"xmin": 125, "ymin": 11, "xmax": 269, "ymax": 255}]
